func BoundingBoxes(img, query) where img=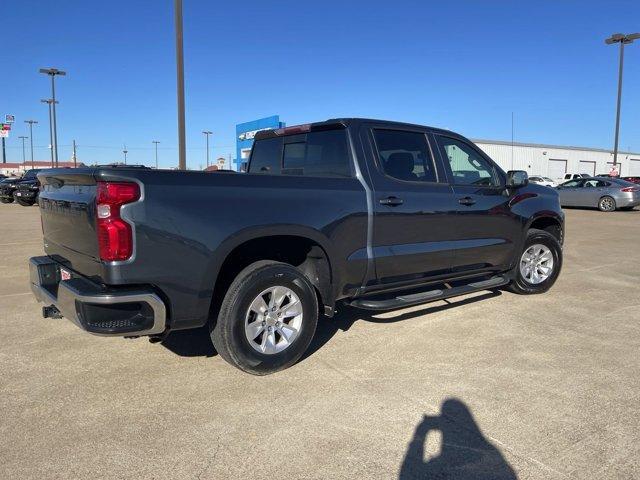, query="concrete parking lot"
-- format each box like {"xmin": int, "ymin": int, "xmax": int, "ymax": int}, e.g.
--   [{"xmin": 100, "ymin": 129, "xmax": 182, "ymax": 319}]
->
[{"xmin": 1, "ymin": 203, "xmax": 639, "ymax": 479}]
